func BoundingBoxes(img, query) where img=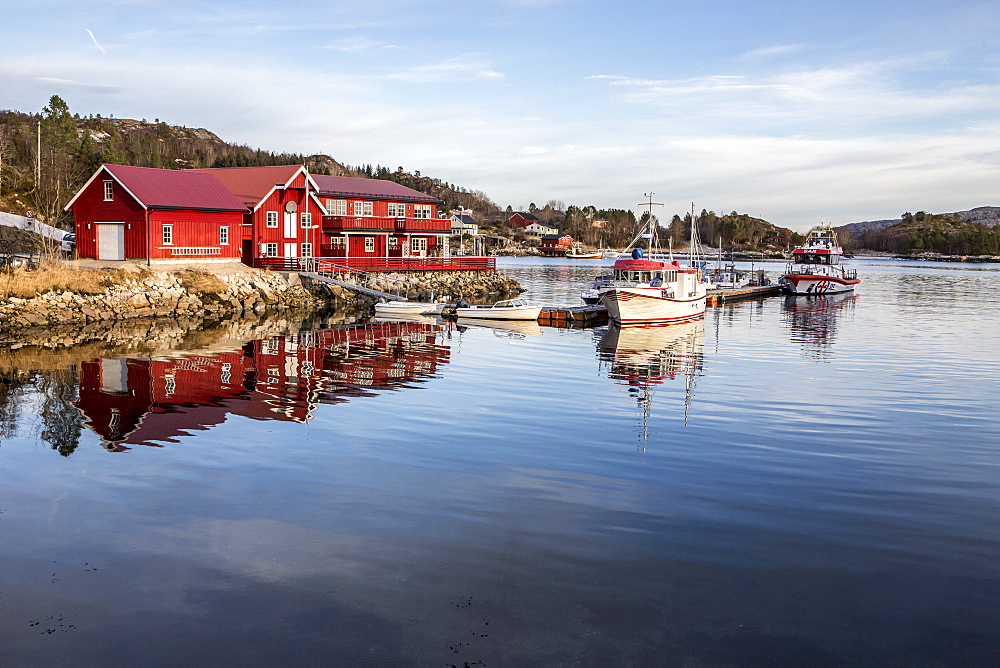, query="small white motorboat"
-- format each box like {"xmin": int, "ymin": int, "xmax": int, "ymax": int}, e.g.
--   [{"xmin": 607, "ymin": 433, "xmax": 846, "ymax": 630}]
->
[
  {"xmin": 453, "ymin": 298, "xmax": 542, "ymax": 321},
  {"xmin": 374, "ymin": 299, "xmax": 447, "ymax": 316}
]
